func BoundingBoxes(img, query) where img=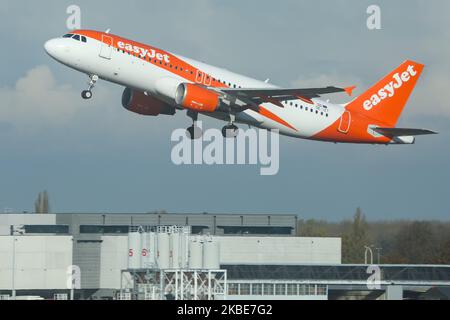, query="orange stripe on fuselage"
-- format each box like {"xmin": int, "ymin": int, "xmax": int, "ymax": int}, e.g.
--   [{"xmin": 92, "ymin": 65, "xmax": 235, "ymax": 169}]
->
[
  {"xmin": 73, "ymin": 30, "xmax": 297, "ymax": 131},
  {"xmin": 73, "ymin": 30, "xmax": 227, "ymax": 89}
]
